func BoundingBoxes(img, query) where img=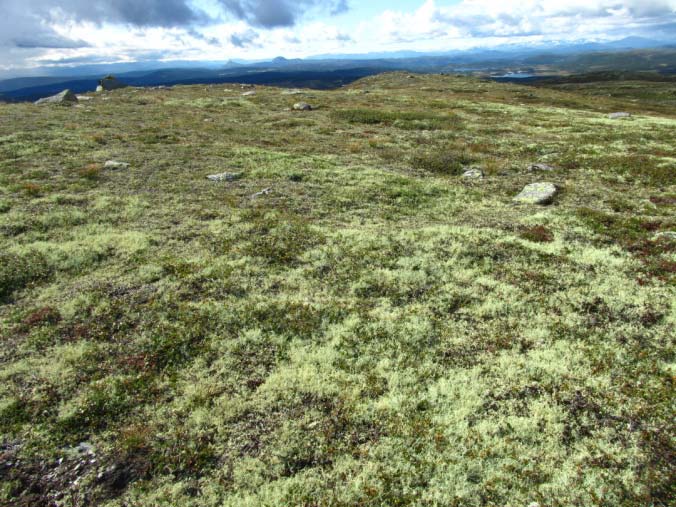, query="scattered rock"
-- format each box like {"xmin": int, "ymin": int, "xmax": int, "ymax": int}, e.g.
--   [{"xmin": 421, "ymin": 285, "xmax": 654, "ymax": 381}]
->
[
  {"xmin": 407, "ymin": 74, "xmax": 416, "ymax": 79},
  {"xmin": 293, "ymin": 102, "xmax": 313, "ymax": 111},
  {"xmin": 75, "ymin": 95, "xmax": 92, "ymax": 101},
  {"xmin": 35, "ymin": 89, "xmax": 78, "ymax": 106},
  {"xmin": 242, "ymin": 91, "xmax": 257, "ymax": 97},
  {"xmin": 283, "ymin": 89, "xmax": 304, "ymax": 95},
  {"xmin": 96, "ymin": 85, "xmax": 104, "ymax": 93},
  {"xmin": 251, "ymin": 188, "xmax": 273, "ymax": 199},
  {"xmin": 608, "ymin": 112, "xmax": 631, "ymax": 119},
  {"xmin": 462, "ymin": 168, "xmax": 484, "ymax": 179},
  {"xmin": 528, "ymin": 163, "xmax": 555, "ymax": 172},
  {"xmin": 206, "ymin": 172, "xmax": 242, "ymax": 182},
  {"xmin": 104, "ymin": 160, "xmax": 130, "ymax": 170},
  {"xmin": 527, "ymin": 503, "xmax": 541, "ymax": 507},
  {"xmin": 98, "ymin": 75, "xmax": 127, "ymax": 92},
  {"xmin": 513, "ymin": 182, "xmax": 558, "ymax": 205}
]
